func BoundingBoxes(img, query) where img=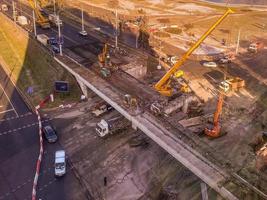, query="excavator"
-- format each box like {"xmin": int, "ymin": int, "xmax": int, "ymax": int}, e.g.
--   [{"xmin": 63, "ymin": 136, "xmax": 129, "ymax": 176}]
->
[
  {"xmin": 204, "ymin": 93, "xmax": 224, "ymax": 138},
  {"xmin": 98, "ymin": 43, "xmax": 110, "ymax": 77},
  {"xmin": 154, "ymin": 8, "xmax": 234, "ymax": 96},
  {"xmin": 98, "ymin": 43, "xmax": 109, "ymax": 65},
  {"xmin": 28, "ymin": 0, "xmax": 50, "ymax": 29},
  {"xmin": 98, "ymin": 43, "xmax": 119, "ymax": 77}
]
